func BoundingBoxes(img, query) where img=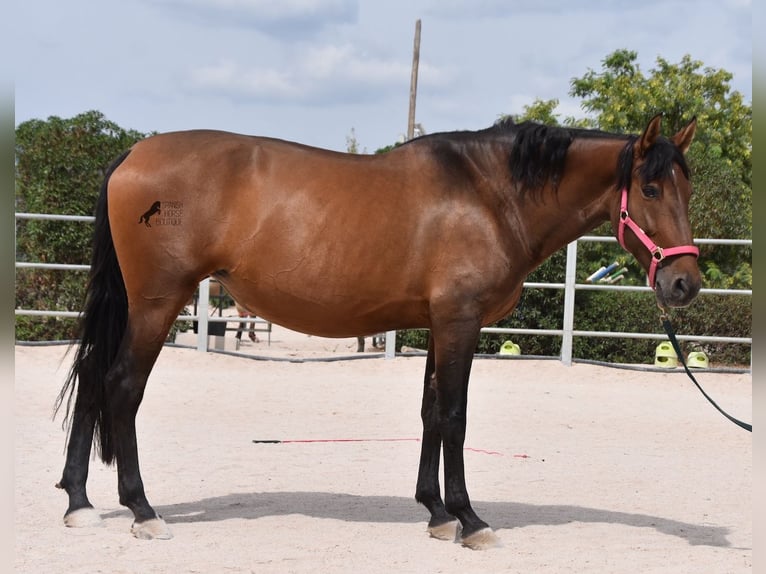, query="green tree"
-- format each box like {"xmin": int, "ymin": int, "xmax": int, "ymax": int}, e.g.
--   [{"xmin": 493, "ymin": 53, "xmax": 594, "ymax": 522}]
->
[
  {"xmin": 571, "ymin": 50, "xmax": 751, "ymax": 185},
  {"xmin": 503, "ymin": 97, "xmax": 590, "ymax": 128},
  {"xmin": 345, "ymin": 127, "xmax": 366, "ymax": 154},
  {"xmin": 15, "ymin": 111, "xmax": 149, "ymax": 340}
]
